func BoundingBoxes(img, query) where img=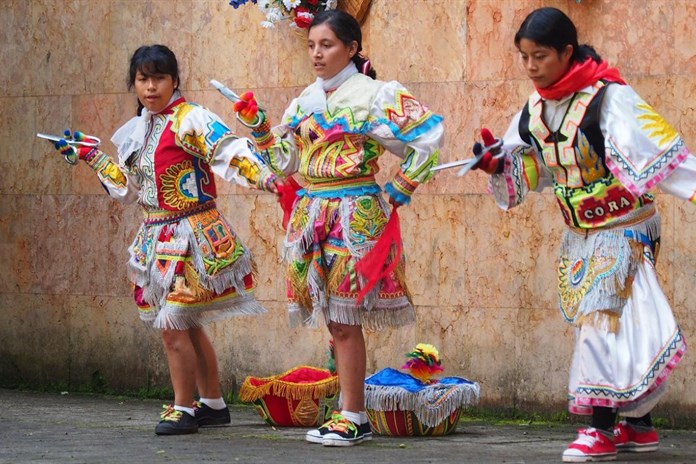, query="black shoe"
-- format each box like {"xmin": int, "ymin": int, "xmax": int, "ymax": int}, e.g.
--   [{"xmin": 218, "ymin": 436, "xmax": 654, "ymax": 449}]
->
[
  {"xmin": 155, "ymin": 405, "xmax": 199, "ymax": 435},
  {"xmin": 306, "ymin": 411, "xmax": 339, "ymax": 444},
  {"xmin": 361, "ymin": 421, "xmax": 373, "ymax": 441},
  {"xmin": 193, "ymin": 401, "xmax": 231, "ymax": 427},
  {"xmin": 321, "ymin": 414, "xmax": 365, "ymax": 447}
]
